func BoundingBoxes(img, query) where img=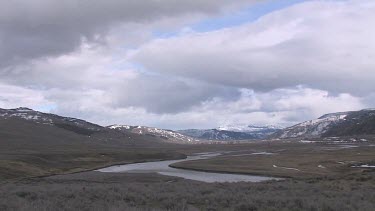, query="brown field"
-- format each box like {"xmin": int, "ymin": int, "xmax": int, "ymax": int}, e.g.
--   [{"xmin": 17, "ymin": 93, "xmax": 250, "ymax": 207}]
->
[
  {"xmin": 0, "ymin": 170, "xmax": 374, "ymax": 211},
  {"xmin": 0, "ymin": 138, "xmax": 374, "ymax": 210},
  {"xmin": 171, "ymin": 141, "xmax": 375, "ymax": 179}
]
